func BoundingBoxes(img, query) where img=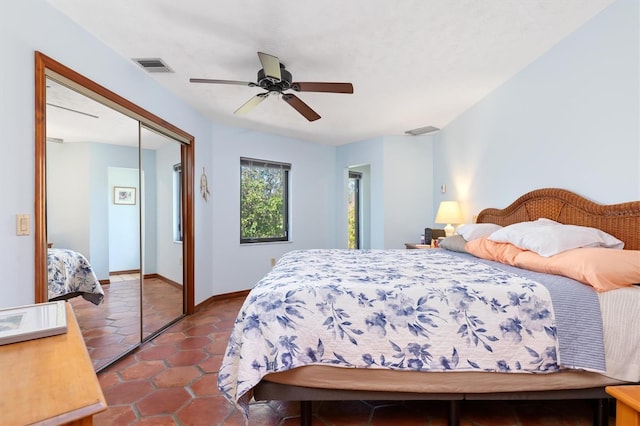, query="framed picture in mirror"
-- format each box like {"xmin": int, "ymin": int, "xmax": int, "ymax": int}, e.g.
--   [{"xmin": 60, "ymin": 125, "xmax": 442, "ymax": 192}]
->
[{"xmin": 114, "ymin": 186, "xmax": 136, "ymax": 205}]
